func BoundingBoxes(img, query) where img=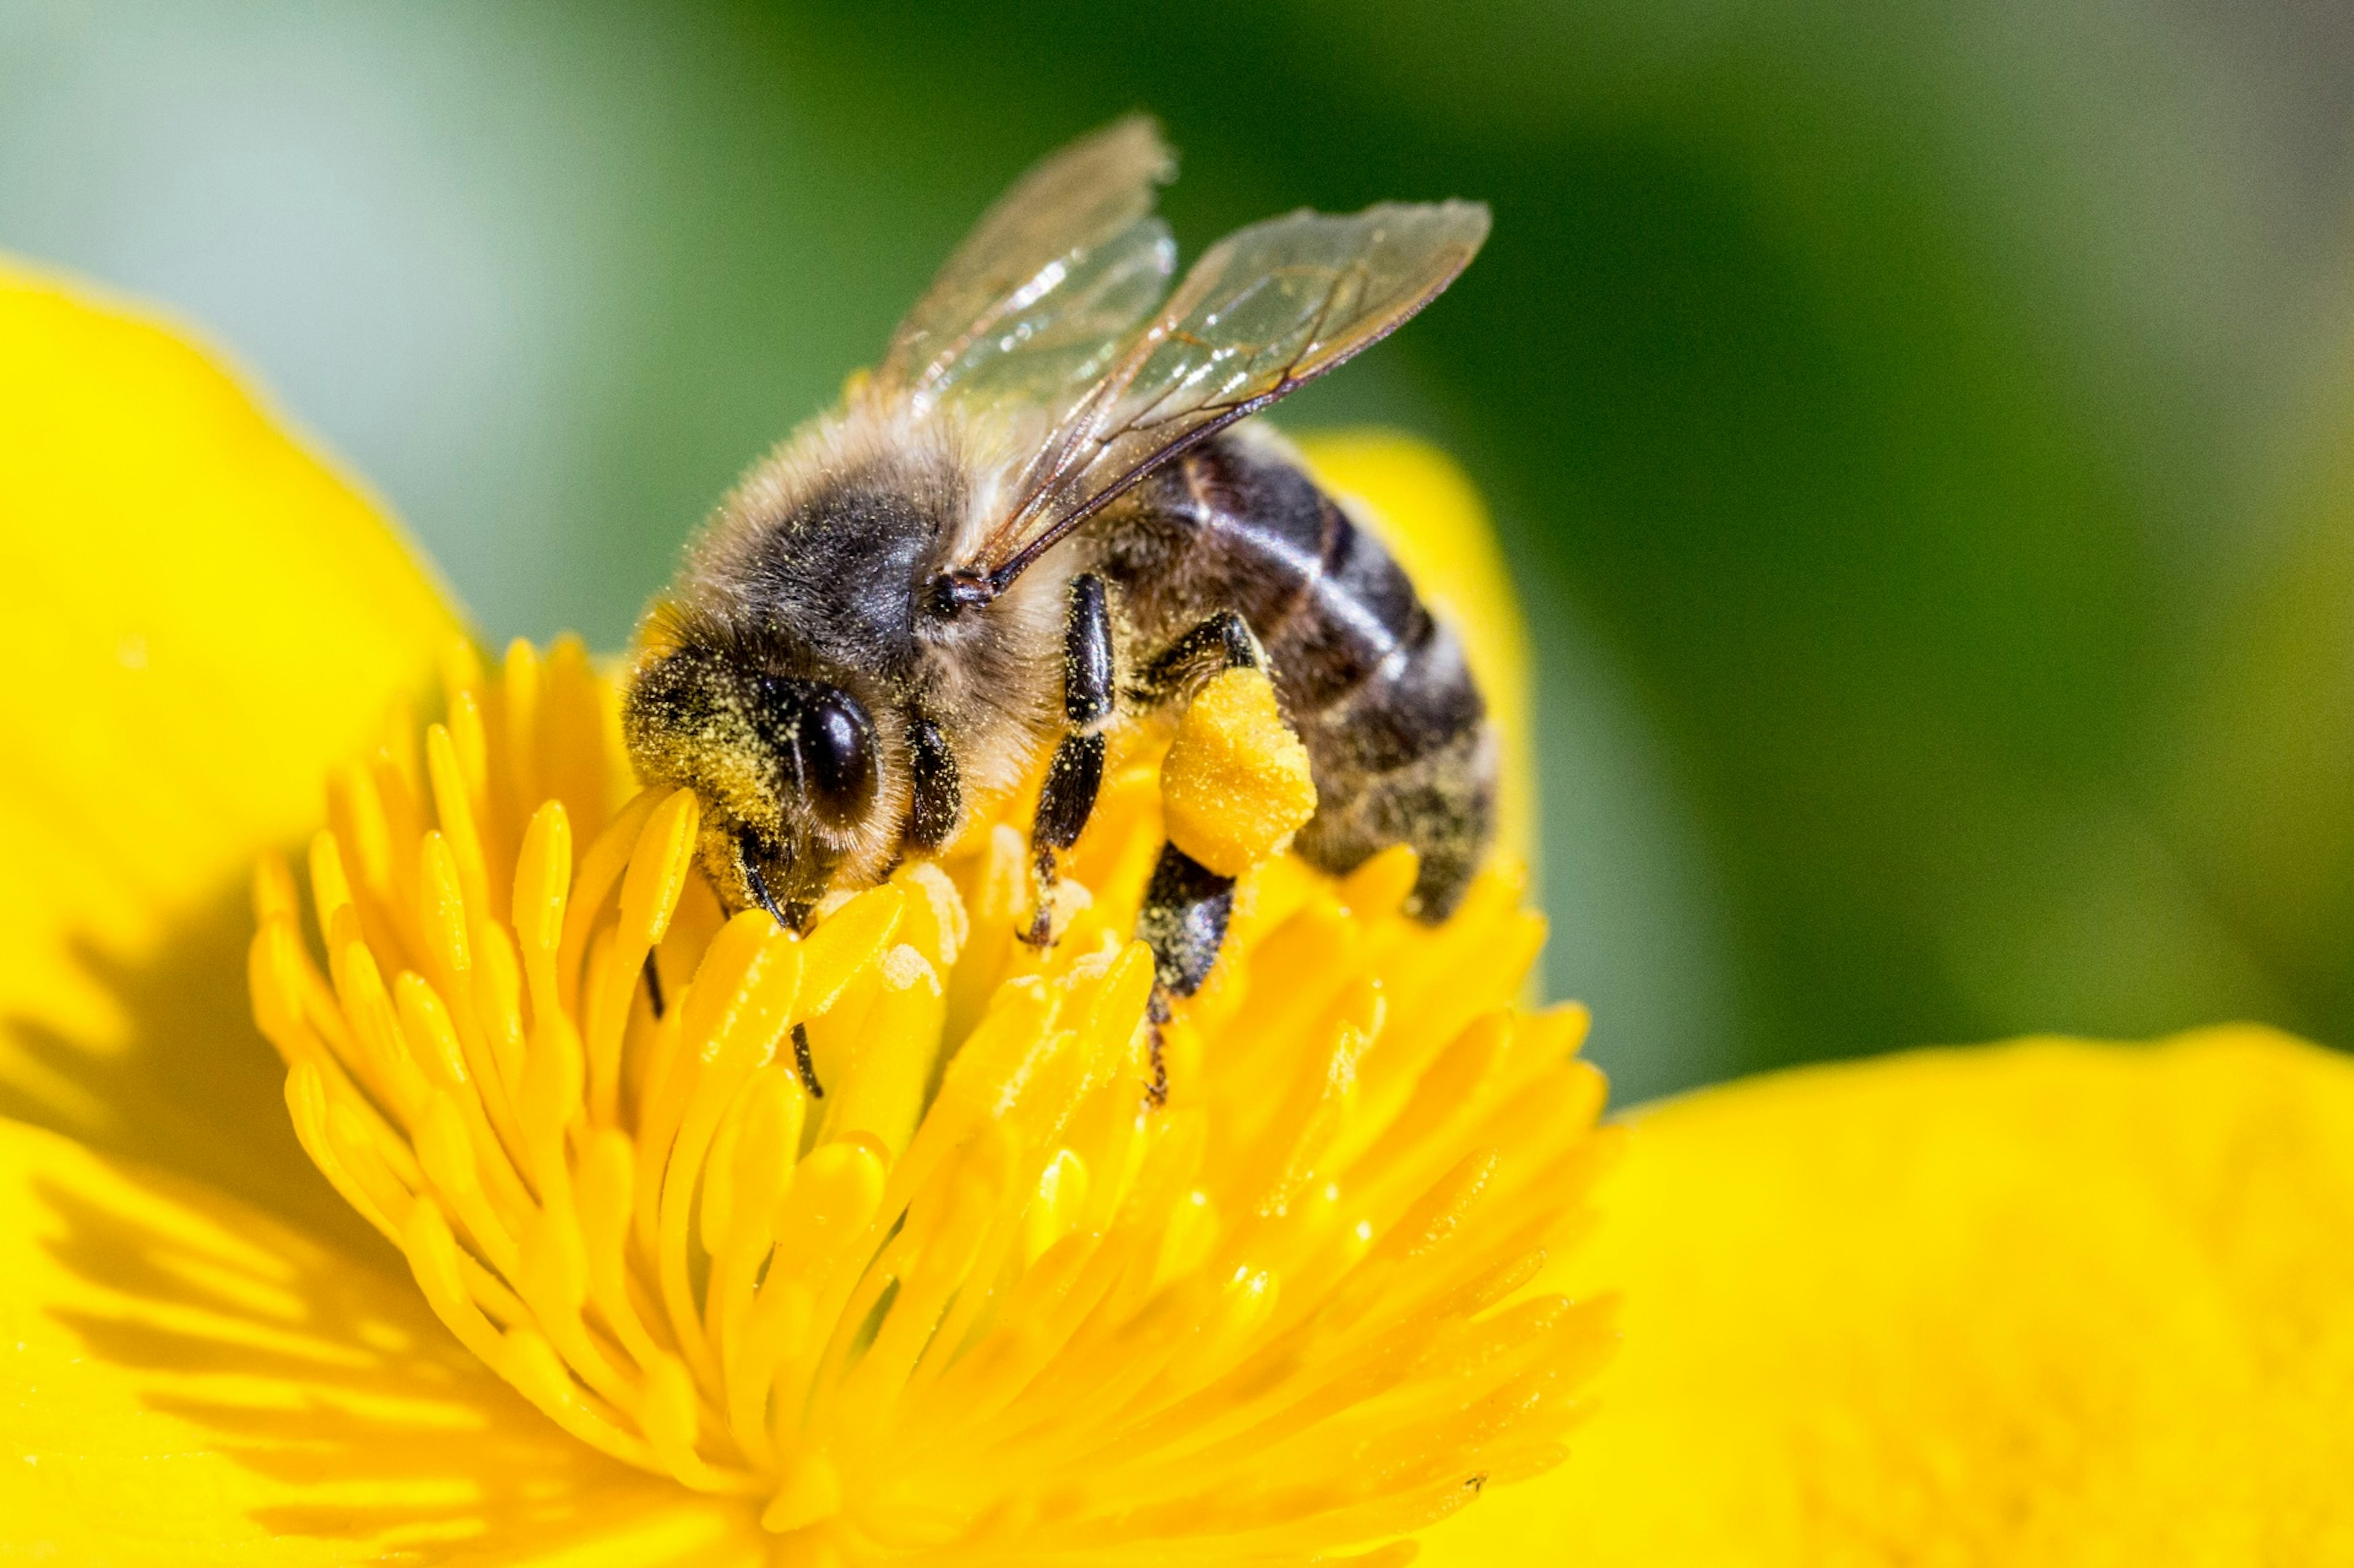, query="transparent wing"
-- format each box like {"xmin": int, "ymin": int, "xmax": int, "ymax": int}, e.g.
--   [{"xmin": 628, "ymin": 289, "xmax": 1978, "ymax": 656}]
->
[
  {"xmin": 919, "ymin": 216, "xmax": 1176, "ymax": 417},
  {"xmin": 877, "ymin": 115, "xmax": 1178, "ymax": 413},
  {"xmin": 964, "ymin": 200, "xmax": 1491, "ymax": 588}
]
